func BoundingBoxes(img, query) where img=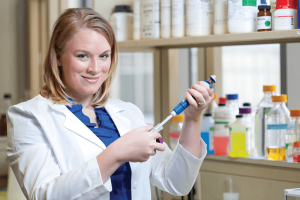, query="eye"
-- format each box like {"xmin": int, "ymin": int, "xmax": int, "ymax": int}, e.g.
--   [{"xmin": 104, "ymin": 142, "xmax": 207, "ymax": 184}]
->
[
  {"xmin": 100, "ymin": 54, "xmax": 109, "ymax": 59},
  {"xmin": 77, "ymin": 54, "xmax": 88, "ymax": 59}
]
